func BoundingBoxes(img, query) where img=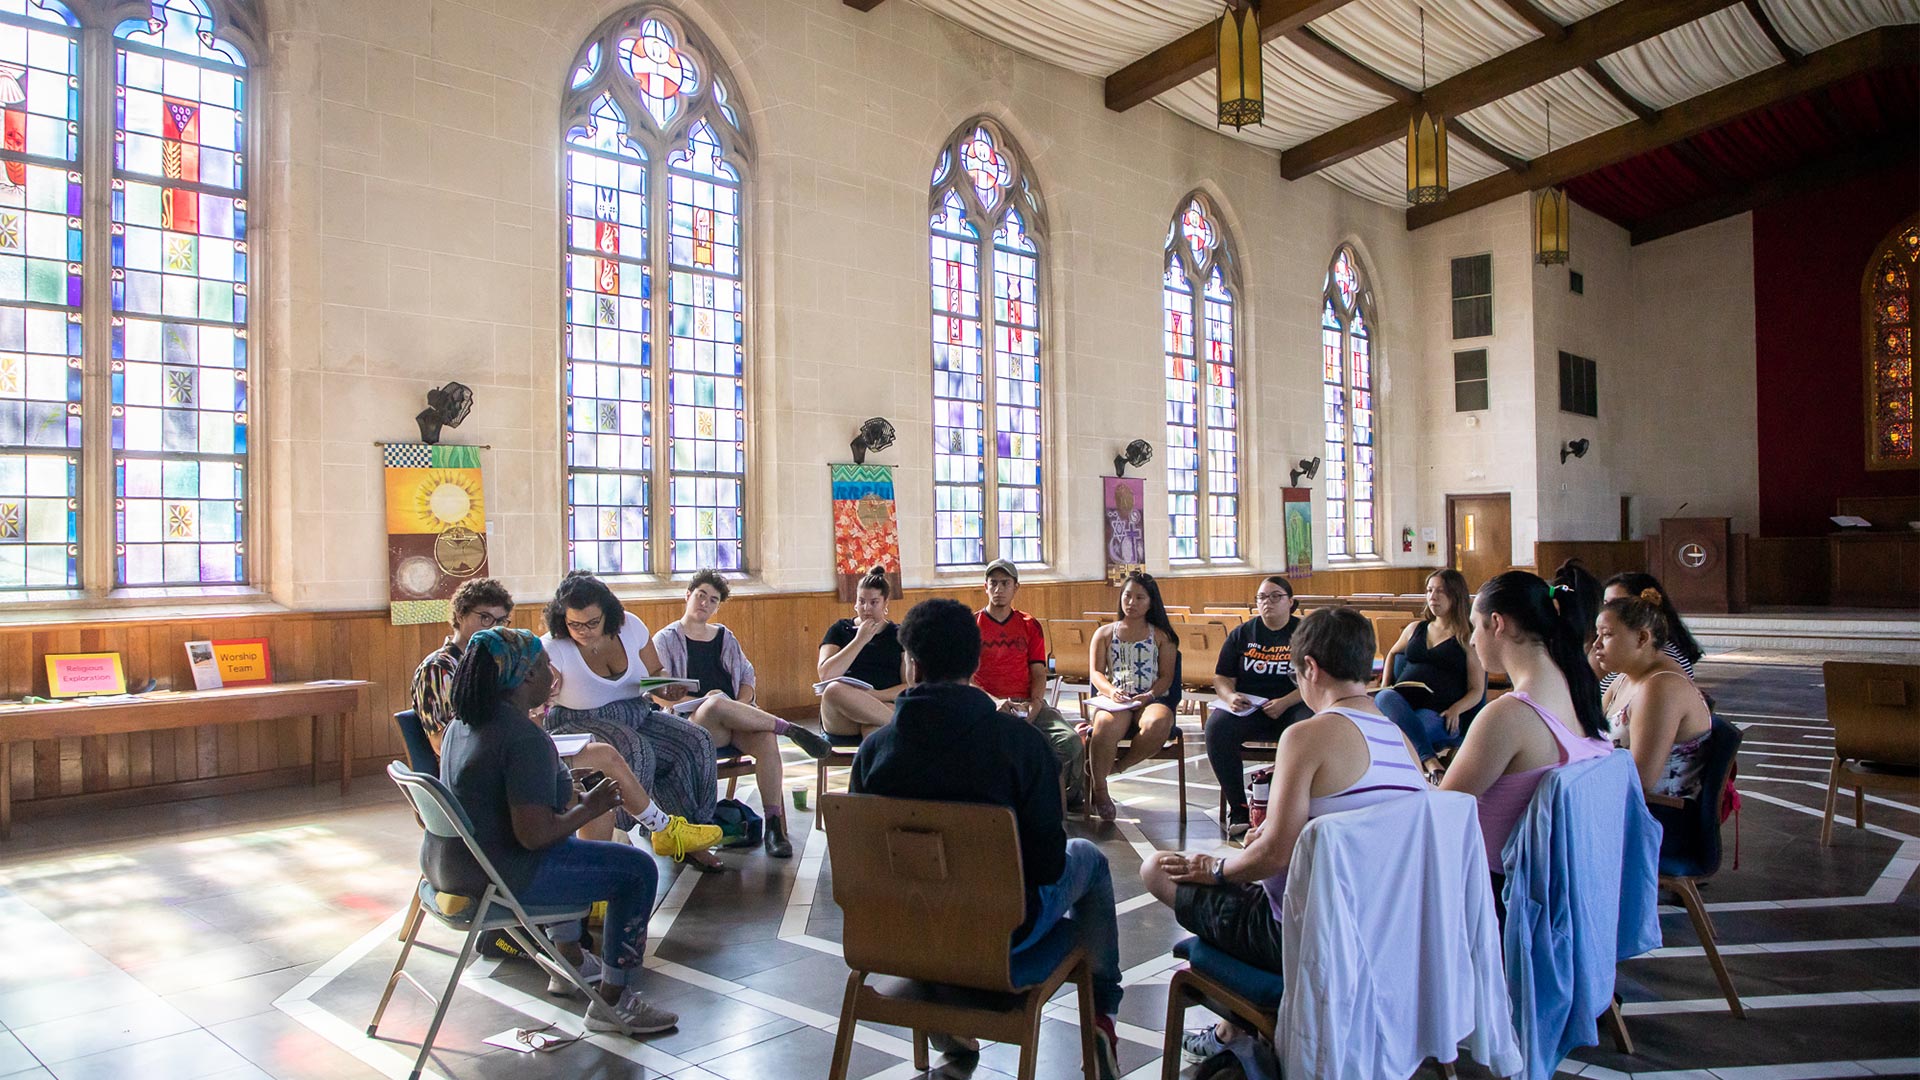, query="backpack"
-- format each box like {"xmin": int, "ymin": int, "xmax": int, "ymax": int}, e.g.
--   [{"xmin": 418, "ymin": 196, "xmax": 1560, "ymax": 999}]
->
[{"xmin": 713, "ymin": 798, "xmax": 763, "ymax": 848}]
